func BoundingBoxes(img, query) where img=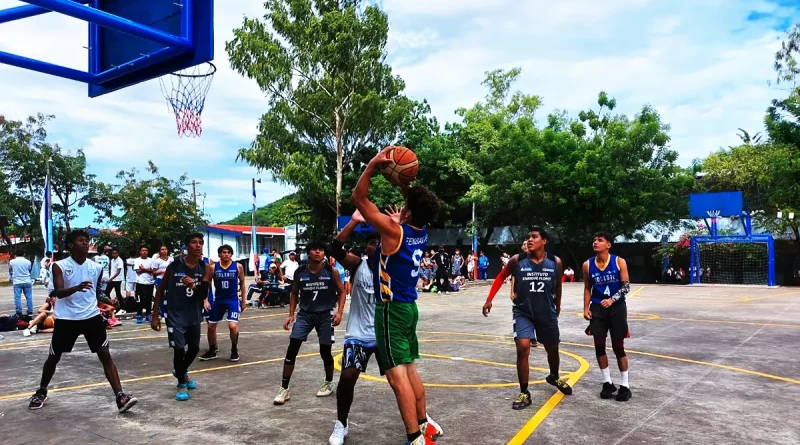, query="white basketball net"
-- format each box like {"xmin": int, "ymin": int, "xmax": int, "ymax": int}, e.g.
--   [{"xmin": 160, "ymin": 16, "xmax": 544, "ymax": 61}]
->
[
  {"xmin": 159, "ymin": 63, "xmax": 216, "ymax": 137},
  {"xmin": 706, "ymin": 210, "xmax": 721, "ymax": 219}
]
